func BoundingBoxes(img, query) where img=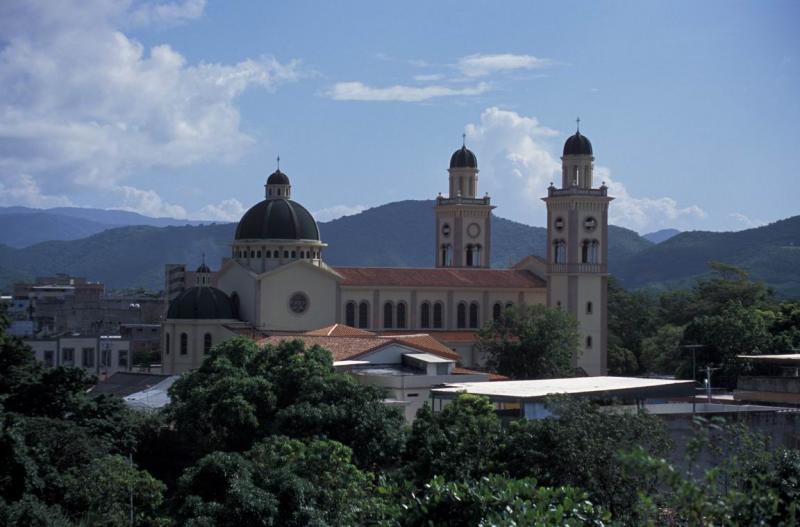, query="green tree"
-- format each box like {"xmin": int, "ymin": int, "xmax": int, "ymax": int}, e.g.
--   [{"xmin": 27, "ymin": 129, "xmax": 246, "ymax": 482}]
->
[
  {"xmin": 404, "ymin": 394, "xmax": 502, "ymax": 485},
  {"xmin": 607, "ymin": 277, "xmax": 659, "ymax": 373},
  {"xmin": 393, "ymin": 475, "xmax": 613, "ymax": 527},
  {"xmin": 168, "ymin": 337, "xmax": 405, "ymax": 469},
  {"xmin": 62, "ymin": 454, "xmax": 167, "ymax": 527},
  {"xmin": 499, "ymin": 397, "xmax": 671, "ymax": 521},
  {"xmin": 639, "ymin": 324, "xmax": 685, "ymax": 375},
  {"xmin": 479, "ymin": 304, "xmax": 578, "ymax": 379}
]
